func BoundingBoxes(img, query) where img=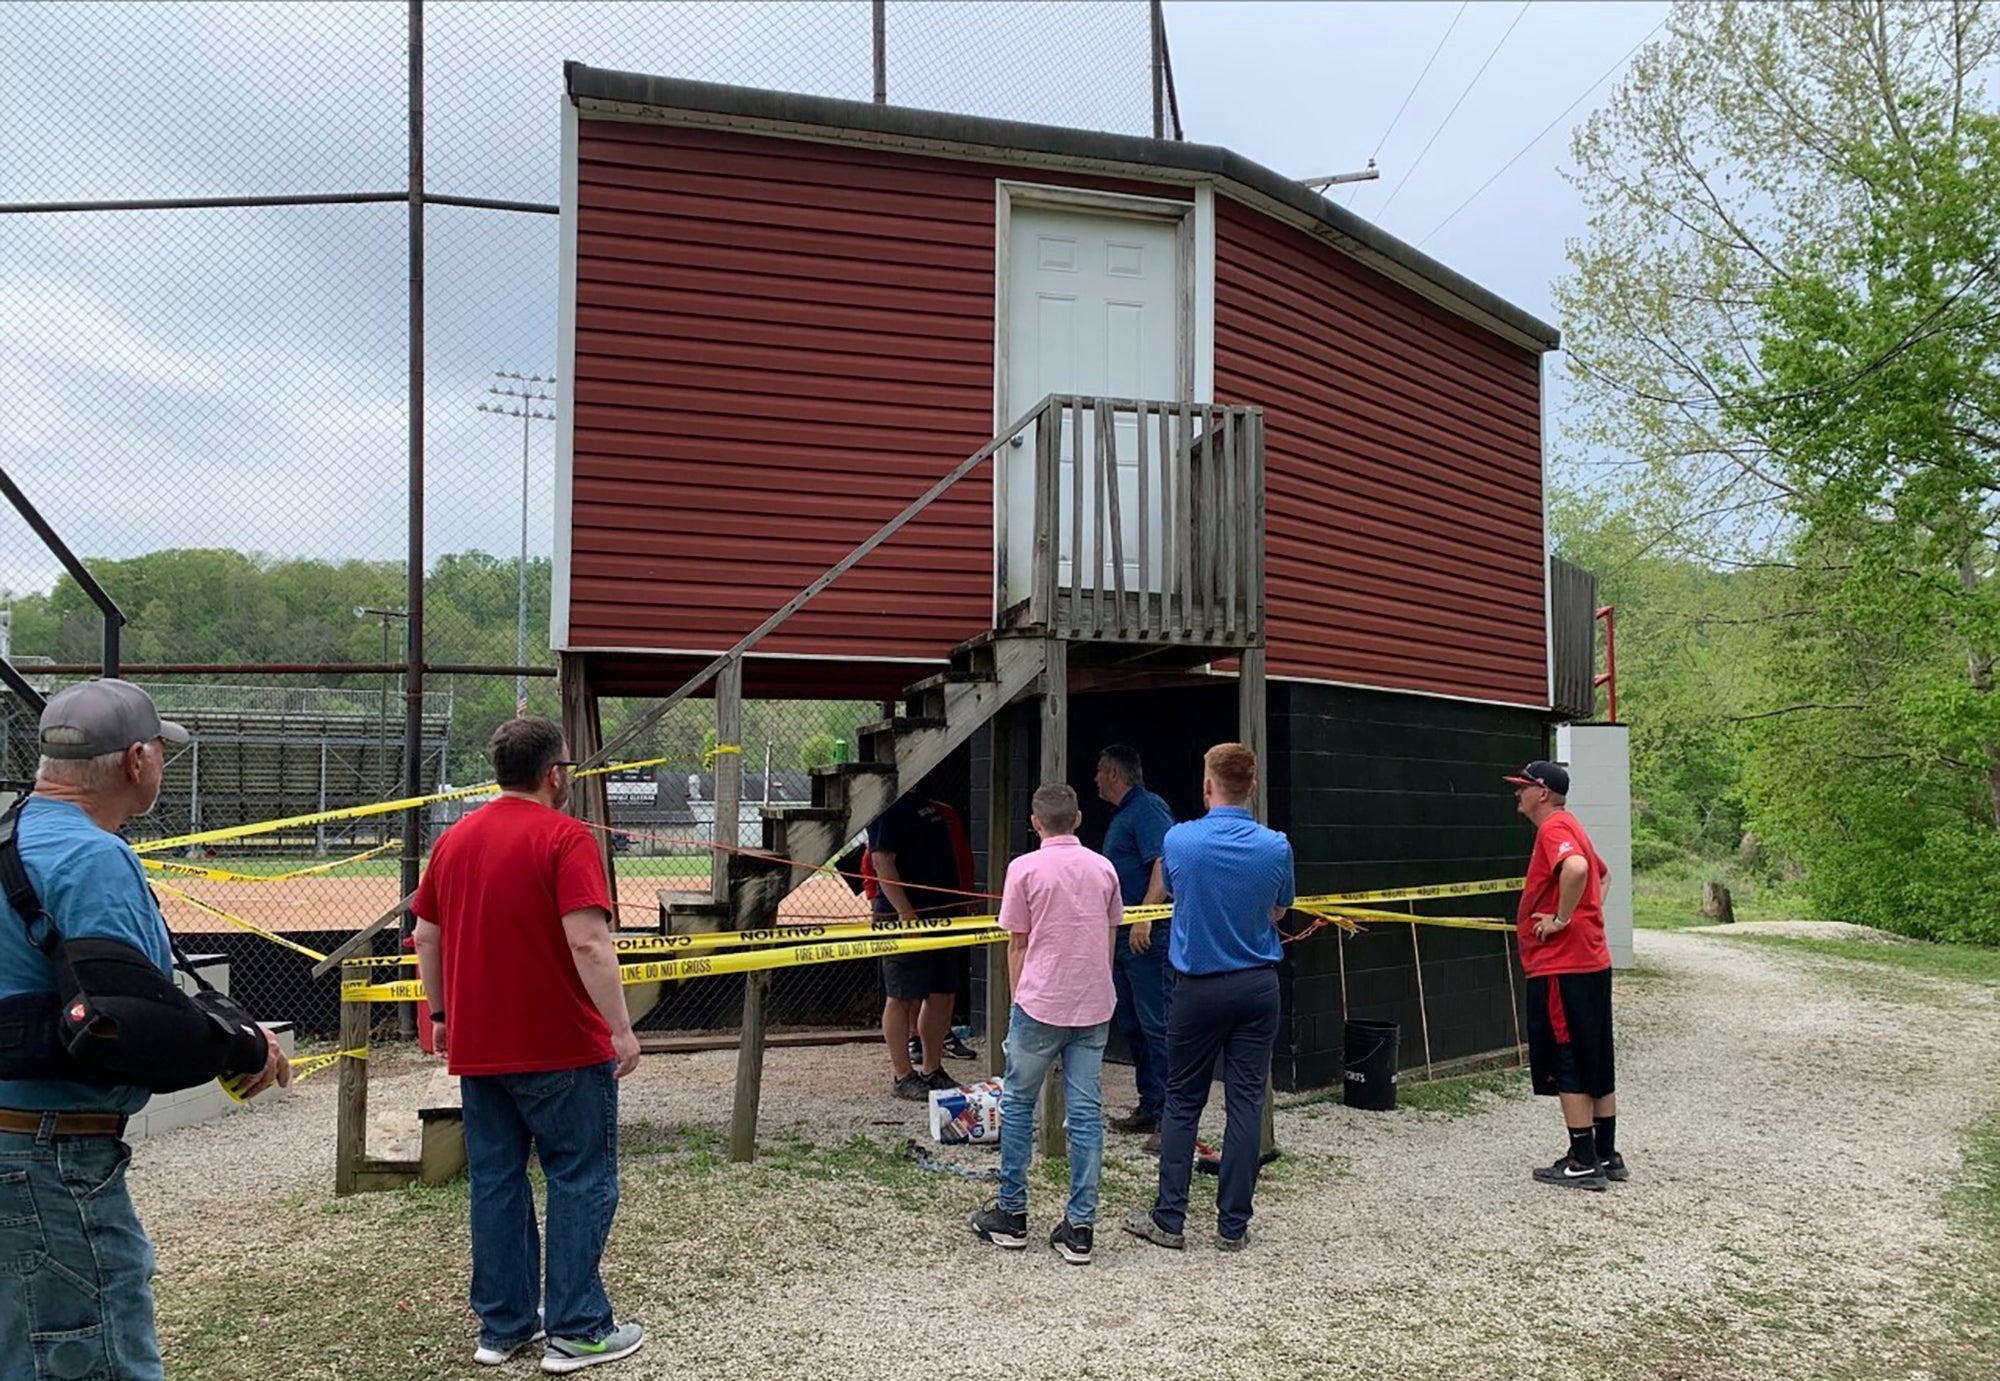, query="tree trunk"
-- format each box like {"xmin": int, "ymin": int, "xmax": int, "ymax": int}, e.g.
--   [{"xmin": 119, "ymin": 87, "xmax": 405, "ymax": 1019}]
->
[{"xmin": 1701, "ymin": 881, "xmax": 1736, "ymax": 925}]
